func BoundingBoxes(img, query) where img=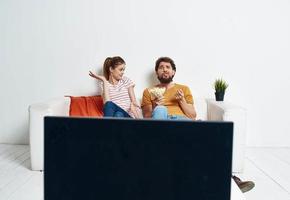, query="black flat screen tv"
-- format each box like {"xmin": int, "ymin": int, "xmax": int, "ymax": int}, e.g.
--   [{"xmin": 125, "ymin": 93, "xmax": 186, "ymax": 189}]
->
[{"xmin": 44, "ymin": 117, "xmax": 233, "ymax": 200}]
